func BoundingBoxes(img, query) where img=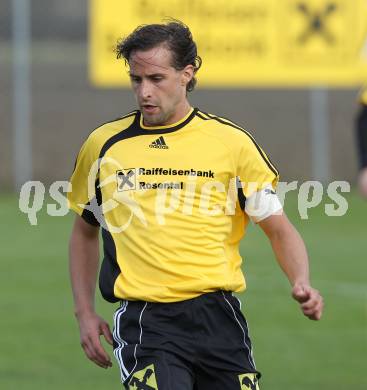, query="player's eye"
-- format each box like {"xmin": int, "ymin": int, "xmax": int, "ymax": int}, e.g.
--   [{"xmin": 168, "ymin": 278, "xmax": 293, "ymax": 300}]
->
[
  {"xmin": 130, "ymin": 76, "xmax": 141, "ymax": 83},
  {"xmin": 151, "ymin": 76, "xmax": 163, "ymax": 82}
]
